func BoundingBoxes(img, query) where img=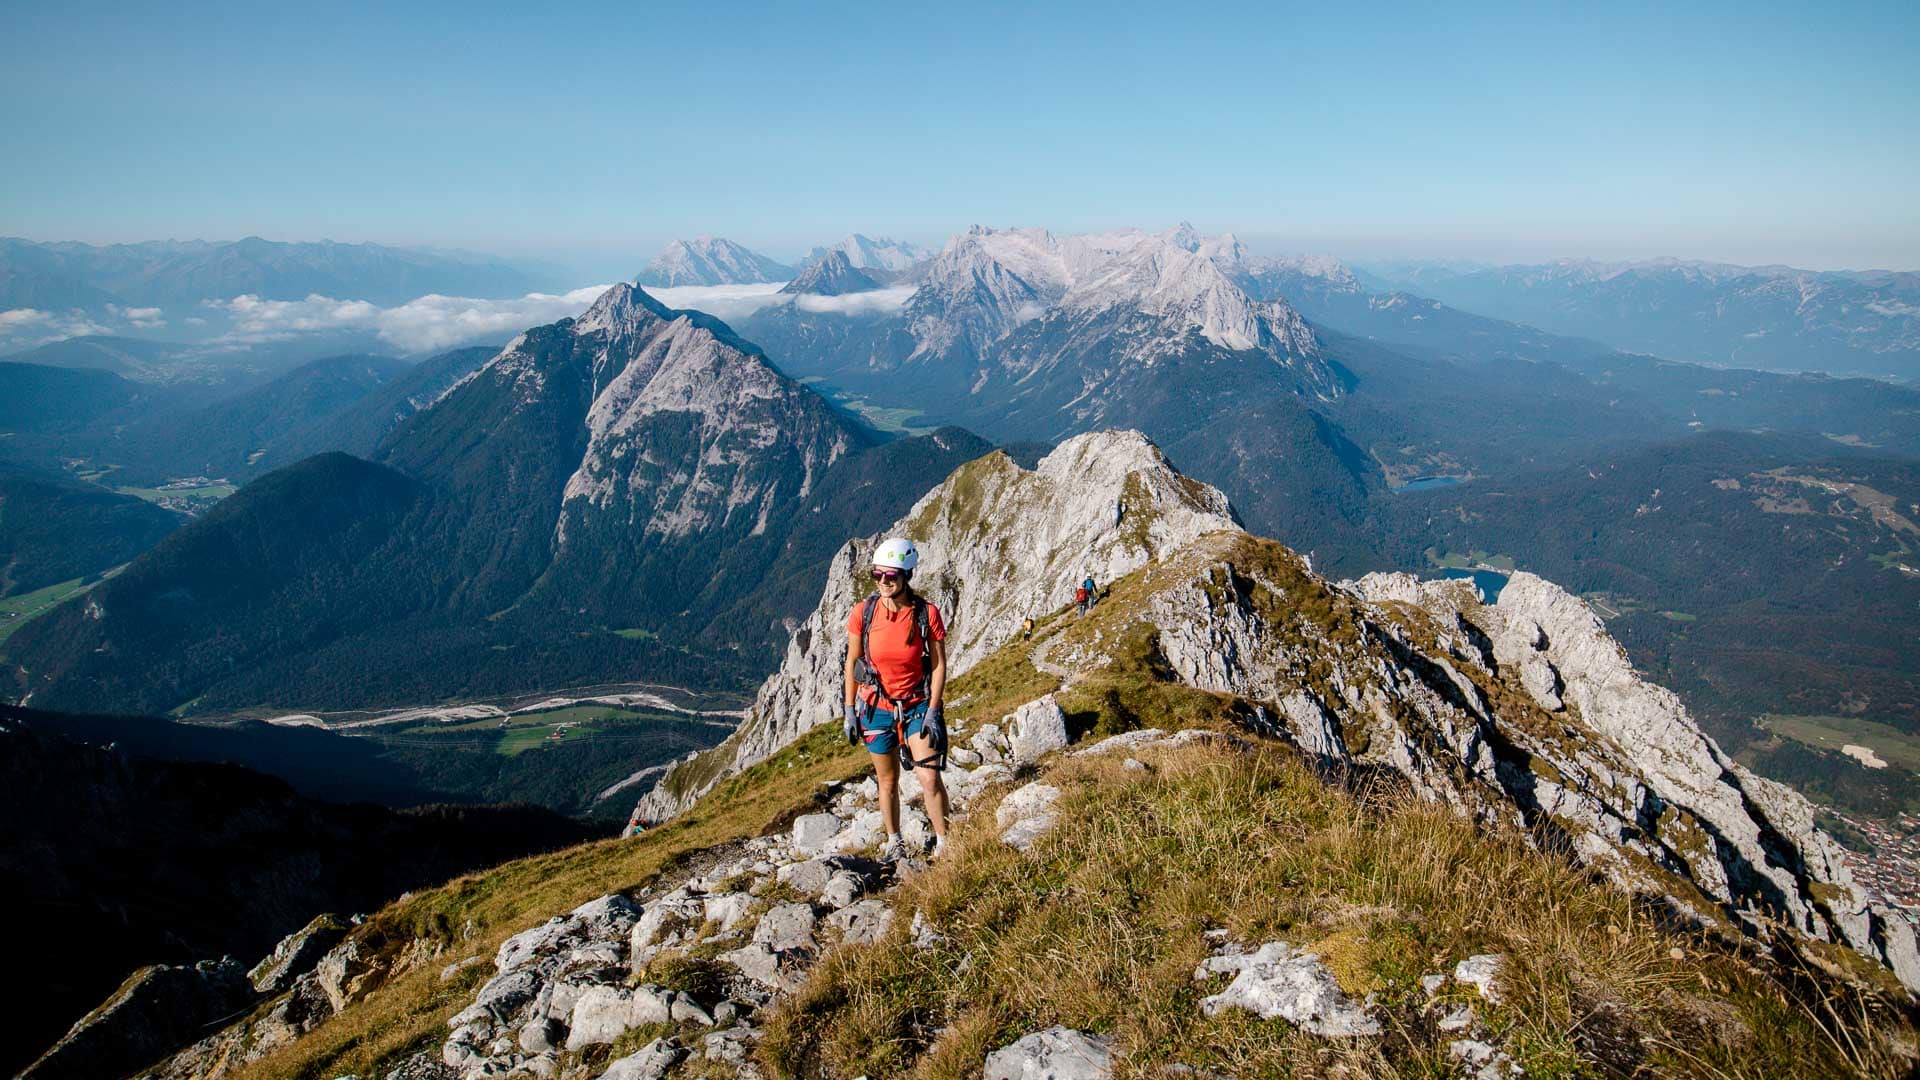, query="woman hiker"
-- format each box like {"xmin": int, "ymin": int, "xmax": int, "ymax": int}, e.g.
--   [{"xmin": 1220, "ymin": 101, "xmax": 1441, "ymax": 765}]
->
[{"xmin": 842, "ymin": 537, "xmax": 950, "ymax": 860}]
